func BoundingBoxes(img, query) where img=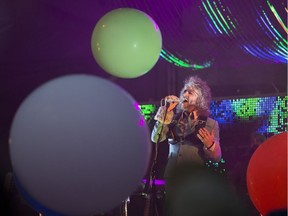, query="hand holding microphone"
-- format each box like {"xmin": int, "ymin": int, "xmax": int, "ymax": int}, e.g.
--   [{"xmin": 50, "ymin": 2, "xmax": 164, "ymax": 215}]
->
[
  {"xmin": 164, "ymin": 95, "xmax": 180, "ymax": 112},
  {"xmin": 155, "ymin": 95, "xmax": 179, "ymax": 124}
]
